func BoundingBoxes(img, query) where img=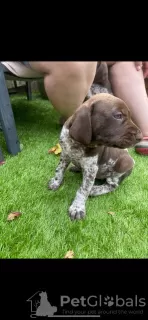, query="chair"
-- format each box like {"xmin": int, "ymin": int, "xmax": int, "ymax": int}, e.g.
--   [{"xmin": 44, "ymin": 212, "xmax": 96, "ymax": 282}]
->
[
  {"xmin": 0, "ymin": 146, "xmax": 5, "ymax": 164},
  {"xmin": 0, "ymin": 62, "xmax": 42, "ymax": 161}
]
